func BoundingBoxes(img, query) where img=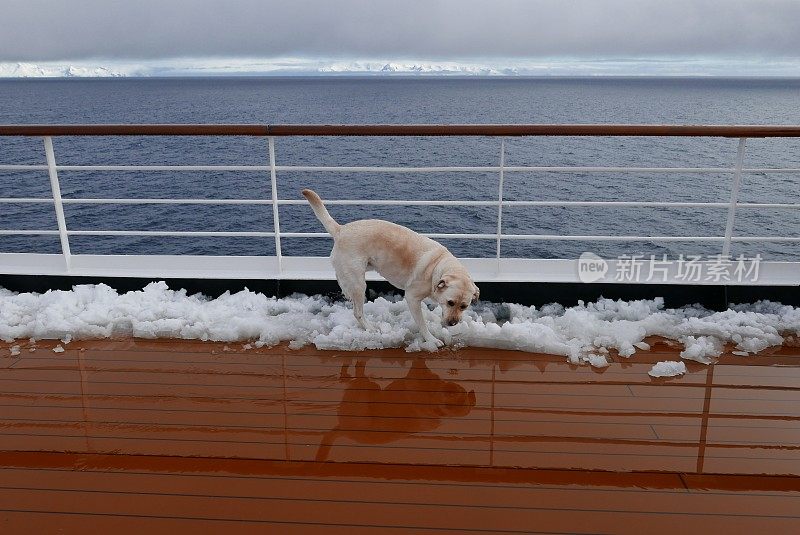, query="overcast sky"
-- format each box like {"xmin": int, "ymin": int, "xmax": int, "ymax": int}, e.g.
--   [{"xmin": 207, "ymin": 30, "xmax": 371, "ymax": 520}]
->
[{"xmin": 2, "ymin": 0, "xmax": 799, "ymax": 74}]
